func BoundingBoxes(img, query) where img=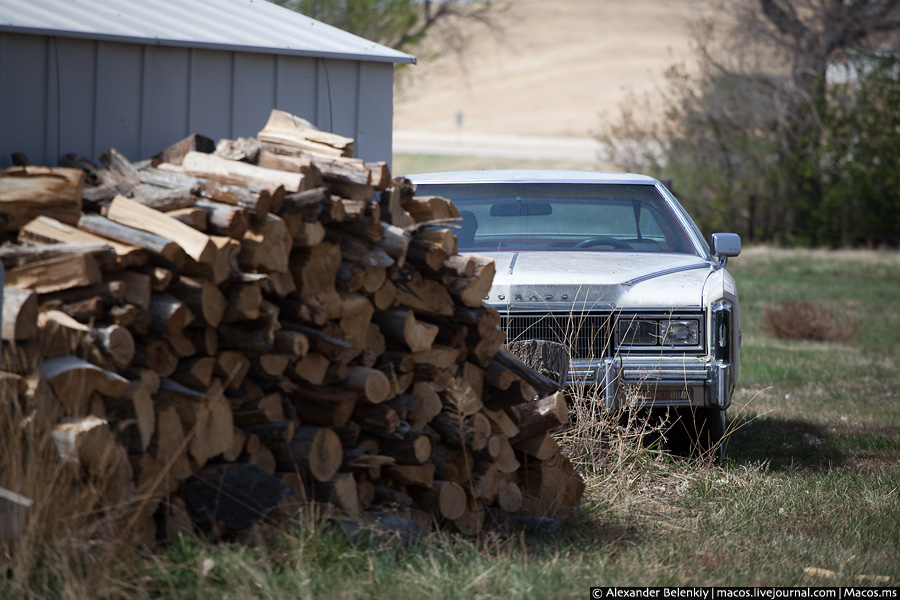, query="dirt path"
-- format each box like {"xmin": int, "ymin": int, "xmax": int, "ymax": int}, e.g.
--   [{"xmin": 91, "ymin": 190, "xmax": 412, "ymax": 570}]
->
[{"xmin": 394, "ymin": 0, "xmax": 700, "ymax": 139}]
